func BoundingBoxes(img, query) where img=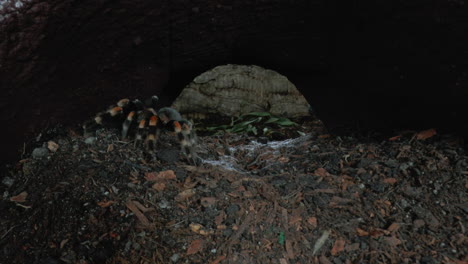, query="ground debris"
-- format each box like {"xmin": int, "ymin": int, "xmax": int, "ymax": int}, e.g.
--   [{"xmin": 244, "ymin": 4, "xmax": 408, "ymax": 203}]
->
[{"xmin": 0, "ymin": 122, "xmax": 467, "ymax": 263}]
